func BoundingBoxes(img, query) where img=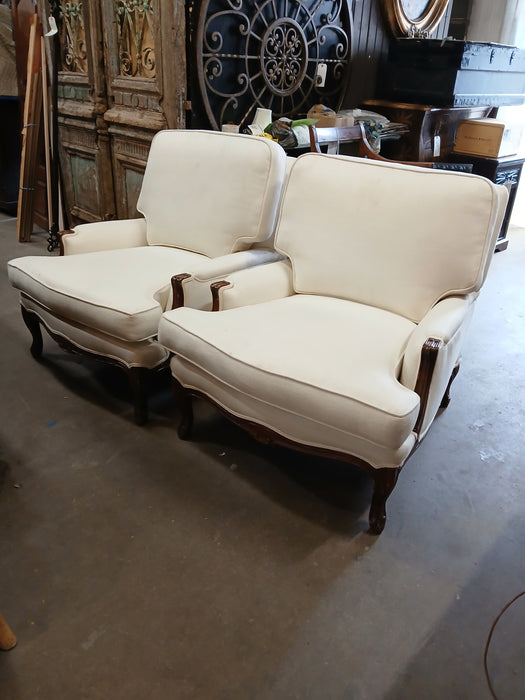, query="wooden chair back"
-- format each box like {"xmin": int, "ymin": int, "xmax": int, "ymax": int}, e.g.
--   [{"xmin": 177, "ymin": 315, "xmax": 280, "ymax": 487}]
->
[{"xmin": 308, "ymin": 123, "xmax": 434, "ymax": 168}]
